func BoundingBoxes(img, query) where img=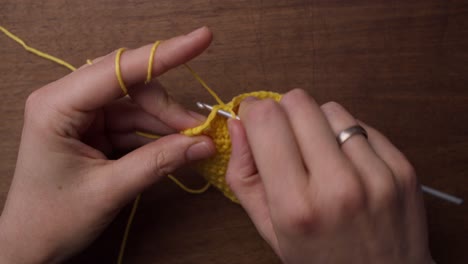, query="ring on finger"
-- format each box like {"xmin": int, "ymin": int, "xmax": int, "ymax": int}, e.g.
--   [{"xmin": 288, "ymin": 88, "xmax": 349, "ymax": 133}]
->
[{"xmin": 336, "ymin": 125, "xmax": 368, "ymax": 146}]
